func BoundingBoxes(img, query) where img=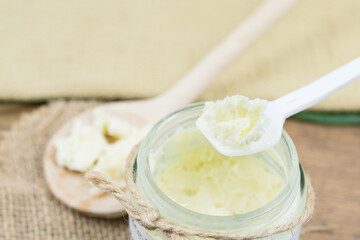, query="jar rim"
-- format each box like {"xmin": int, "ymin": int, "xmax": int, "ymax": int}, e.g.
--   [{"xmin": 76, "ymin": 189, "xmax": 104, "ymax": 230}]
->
[{"xmin": 137, "ymin": 102, "xmax": 301, "ymax": 231}]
